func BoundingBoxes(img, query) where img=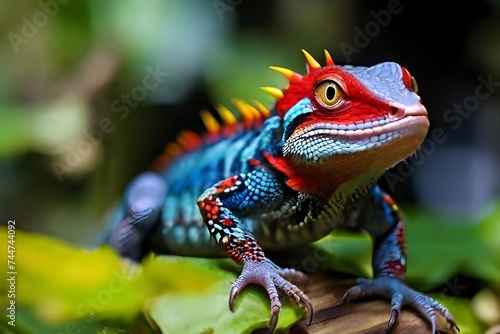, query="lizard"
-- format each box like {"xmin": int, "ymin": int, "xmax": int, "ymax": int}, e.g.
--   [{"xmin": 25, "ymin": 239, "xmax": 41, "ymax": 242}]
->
[{"xmin": 106, "ymin": 49, "xmax": 458, "ymax": 333}]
